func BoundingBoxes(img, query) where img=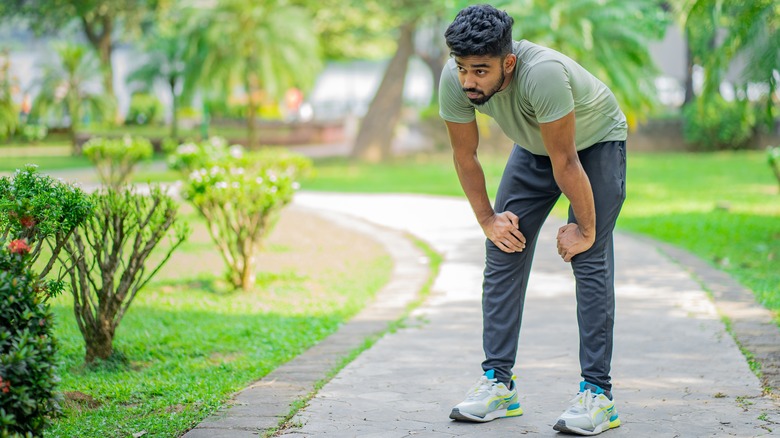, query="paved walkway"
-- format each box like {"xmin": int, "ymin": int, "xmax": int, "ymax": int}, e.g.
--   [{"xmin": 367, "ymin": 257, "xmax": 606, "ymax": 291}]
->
[{"xmin": 187, "ymin": 192, "xmax": 779, "ymax": 438}]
